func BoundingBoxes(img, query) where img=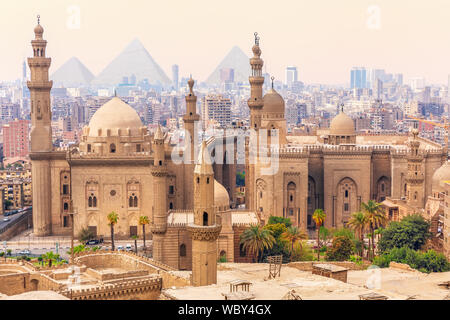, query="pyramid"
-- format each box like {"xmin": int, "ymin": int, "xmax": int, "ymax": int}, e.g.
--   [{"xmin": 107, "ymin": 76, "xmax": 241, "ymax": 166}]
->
[
  {"xmin": 92, "ymin": 38, "xmax": 171, "ymax": 87},
  {"xmin": 205, "ymin": 46, "xmax": 251, "ymax": 85},
  {"xmin": 51, "ymin": 57, "xmax": 94, "ymax": 87}
]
